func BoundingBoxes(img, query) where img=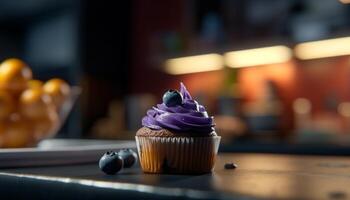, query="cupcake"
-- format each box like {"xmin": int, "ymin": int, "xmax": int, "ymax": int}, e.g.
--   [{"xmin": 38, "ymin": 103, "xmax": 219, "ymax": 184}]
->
[{"xmin": 136, "ymin": 83, "xmax": 220, "ymax": 174}]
